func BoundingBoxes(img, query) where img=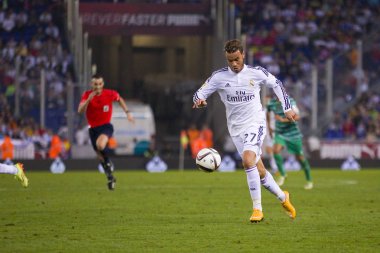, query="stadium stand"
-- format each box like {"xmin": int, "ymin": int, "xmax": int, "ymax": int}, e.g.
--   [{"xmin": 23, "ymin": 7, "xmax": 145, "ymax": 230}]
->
[
  {"xmin": 80, "ymin": 0, "xmax": 204, "ymax": 3},
  {"xmin": 324, "ymin": 91, "xmax": 380, "ymax": 141},
  {"xmin": 233, "ymin": 0, "xmax": 380, "ymax": 141},
  {"xmin": 1, "ymin": 0, "xmax": 379, "ymax": 160},
  {"xmin": 0, "ymin": 0, "xmax": 73, "ymax": 158},
  {"xmin": 0, "ymin": 0, "xmax": 72, "ymax": 130}
]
